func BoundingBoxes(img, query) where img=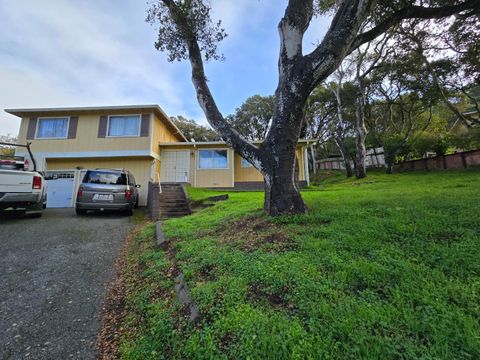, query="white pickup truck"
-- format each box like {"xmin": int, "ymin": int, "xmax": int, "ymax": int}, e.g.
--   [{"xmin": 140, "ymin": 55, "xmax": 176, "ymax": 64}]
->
[{"xmin": 0, "ymin": 143, "xmax": 47, "ymax": 217}]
